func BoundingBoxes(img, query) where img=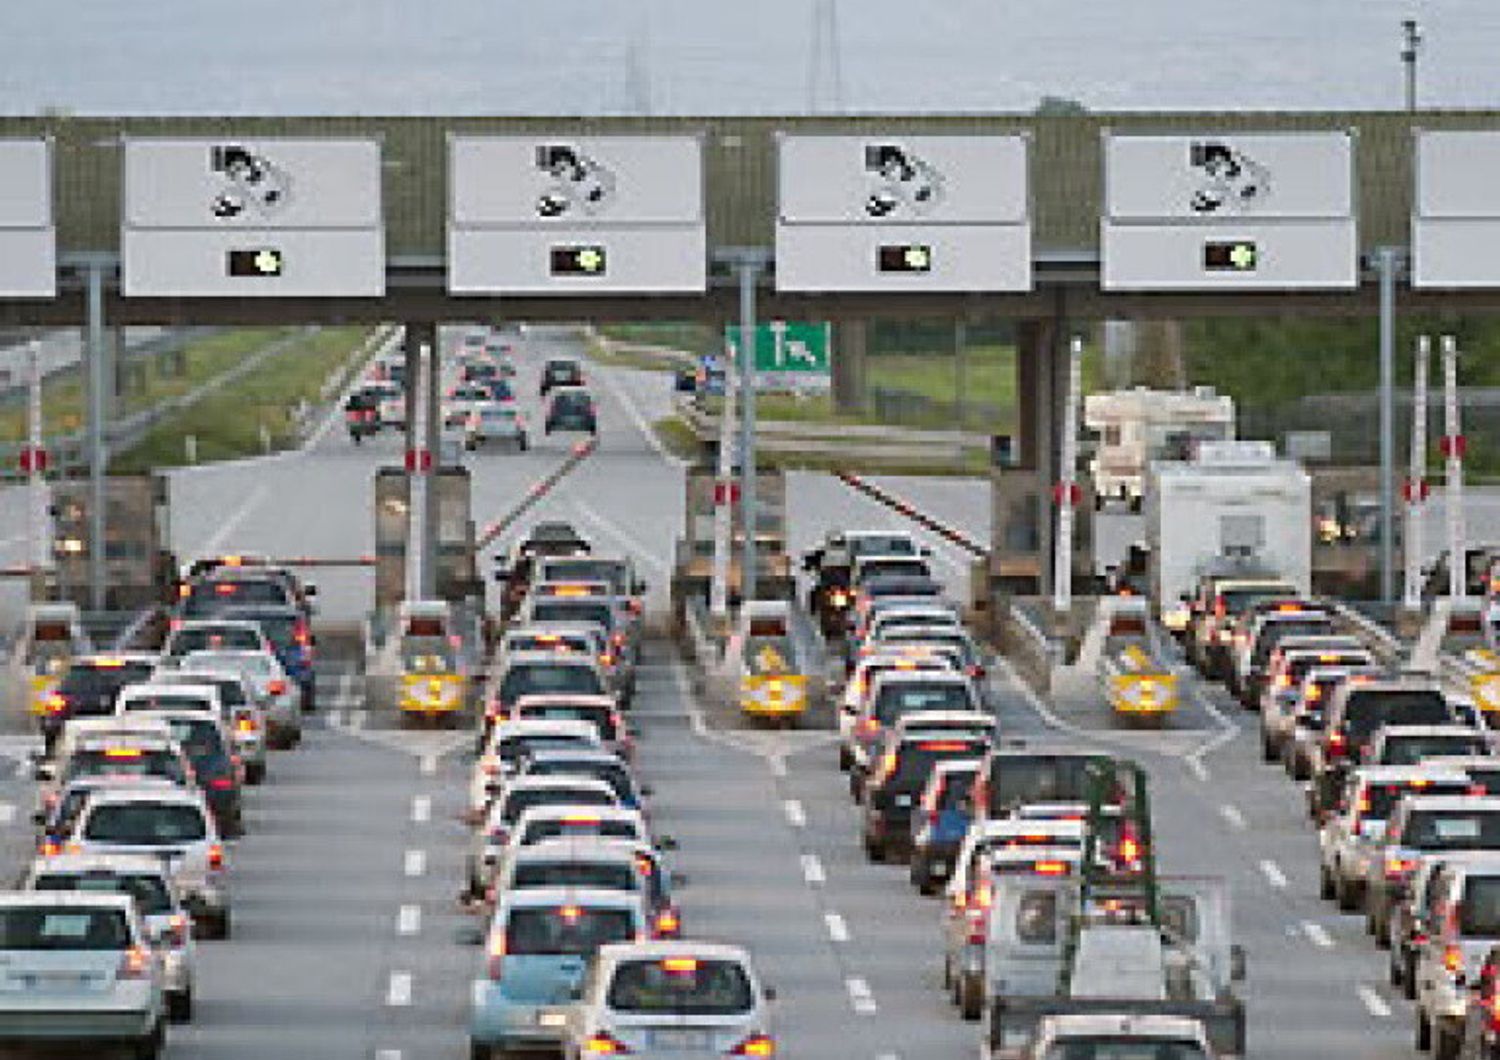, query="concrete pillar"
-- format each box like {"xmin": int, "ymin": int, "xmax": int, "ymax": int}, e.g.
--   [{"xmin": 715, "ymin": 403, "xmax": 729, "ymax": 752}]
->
[
  {"xmin": 831, "ymin": 318, "xmax": 867, "ymax": 414},
  {"xmin": 1015, "ymin": 314, "xmax": 1071, "ymax": 597}
]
